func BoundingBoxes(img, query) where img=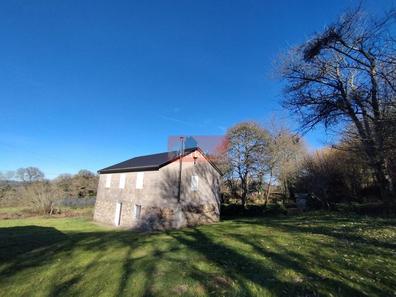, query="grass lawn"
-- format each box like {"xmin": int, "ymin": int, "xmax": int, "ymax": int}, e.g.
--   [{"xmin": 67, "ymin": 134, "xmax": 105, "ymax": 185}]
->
[{"xmin": 0, "ymin": 213, "xmax": 395, "ymax": 297}]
